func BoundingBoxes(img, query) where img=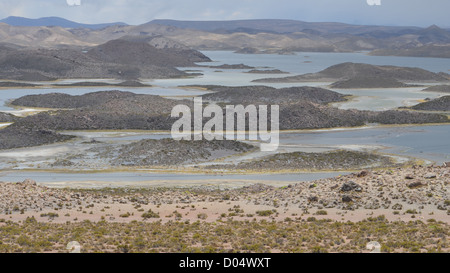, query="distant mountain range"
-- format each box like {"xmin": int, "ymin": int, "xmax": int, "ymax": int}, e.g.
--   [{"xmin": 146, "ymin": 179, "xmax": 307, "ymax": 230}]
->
[
  {"xmin": 150, "ymin": 19, "xmax": 424, "ymax": 35},
  {"xmin": 1, "ymin": 17, "xmax": 450, "ymax": 58},
  {"xmin": 0, "ymin": 16, "xmax": 127, "ymax": 30},
  {"xmin": 3, "ymin": 16, "xmax": 449, "ymax": 34}
]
